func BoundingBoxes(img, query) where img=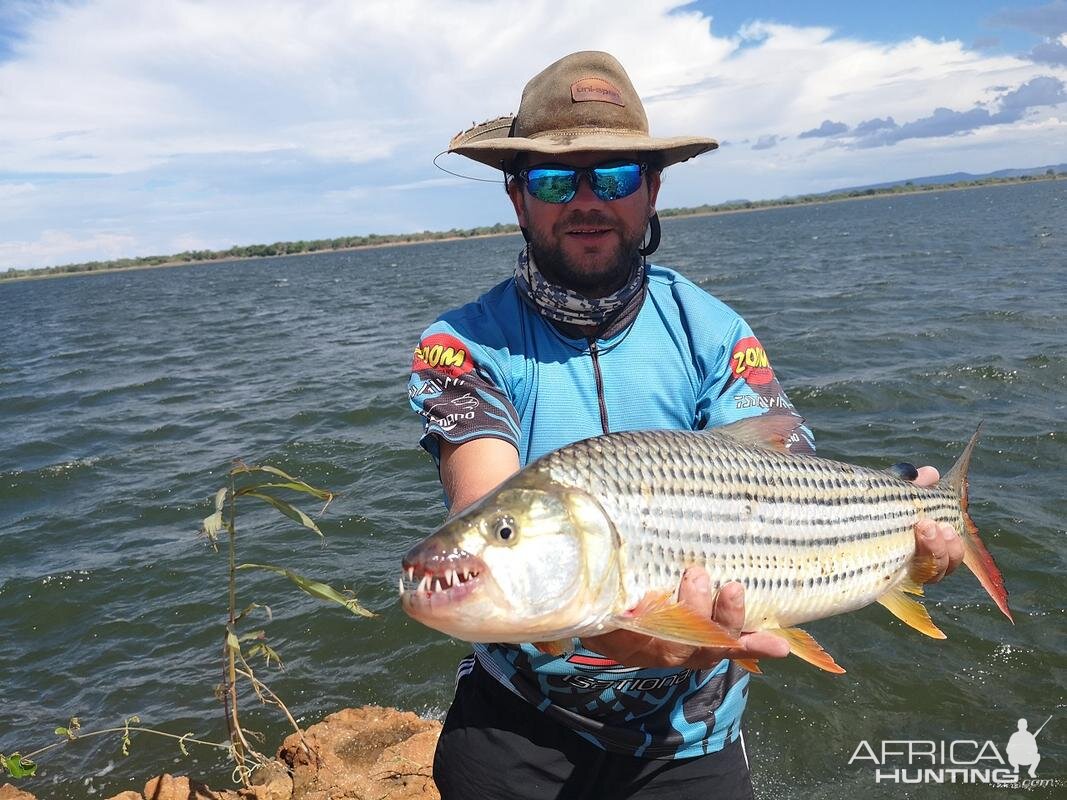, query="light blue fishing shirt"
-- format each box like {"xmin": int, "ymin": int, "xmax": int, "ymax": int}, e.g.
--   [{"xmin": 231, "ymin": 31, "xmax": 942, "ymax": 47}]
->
[{"xmin": 408, "ymin": 262, "xmax": 813, "ymax": 759}]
